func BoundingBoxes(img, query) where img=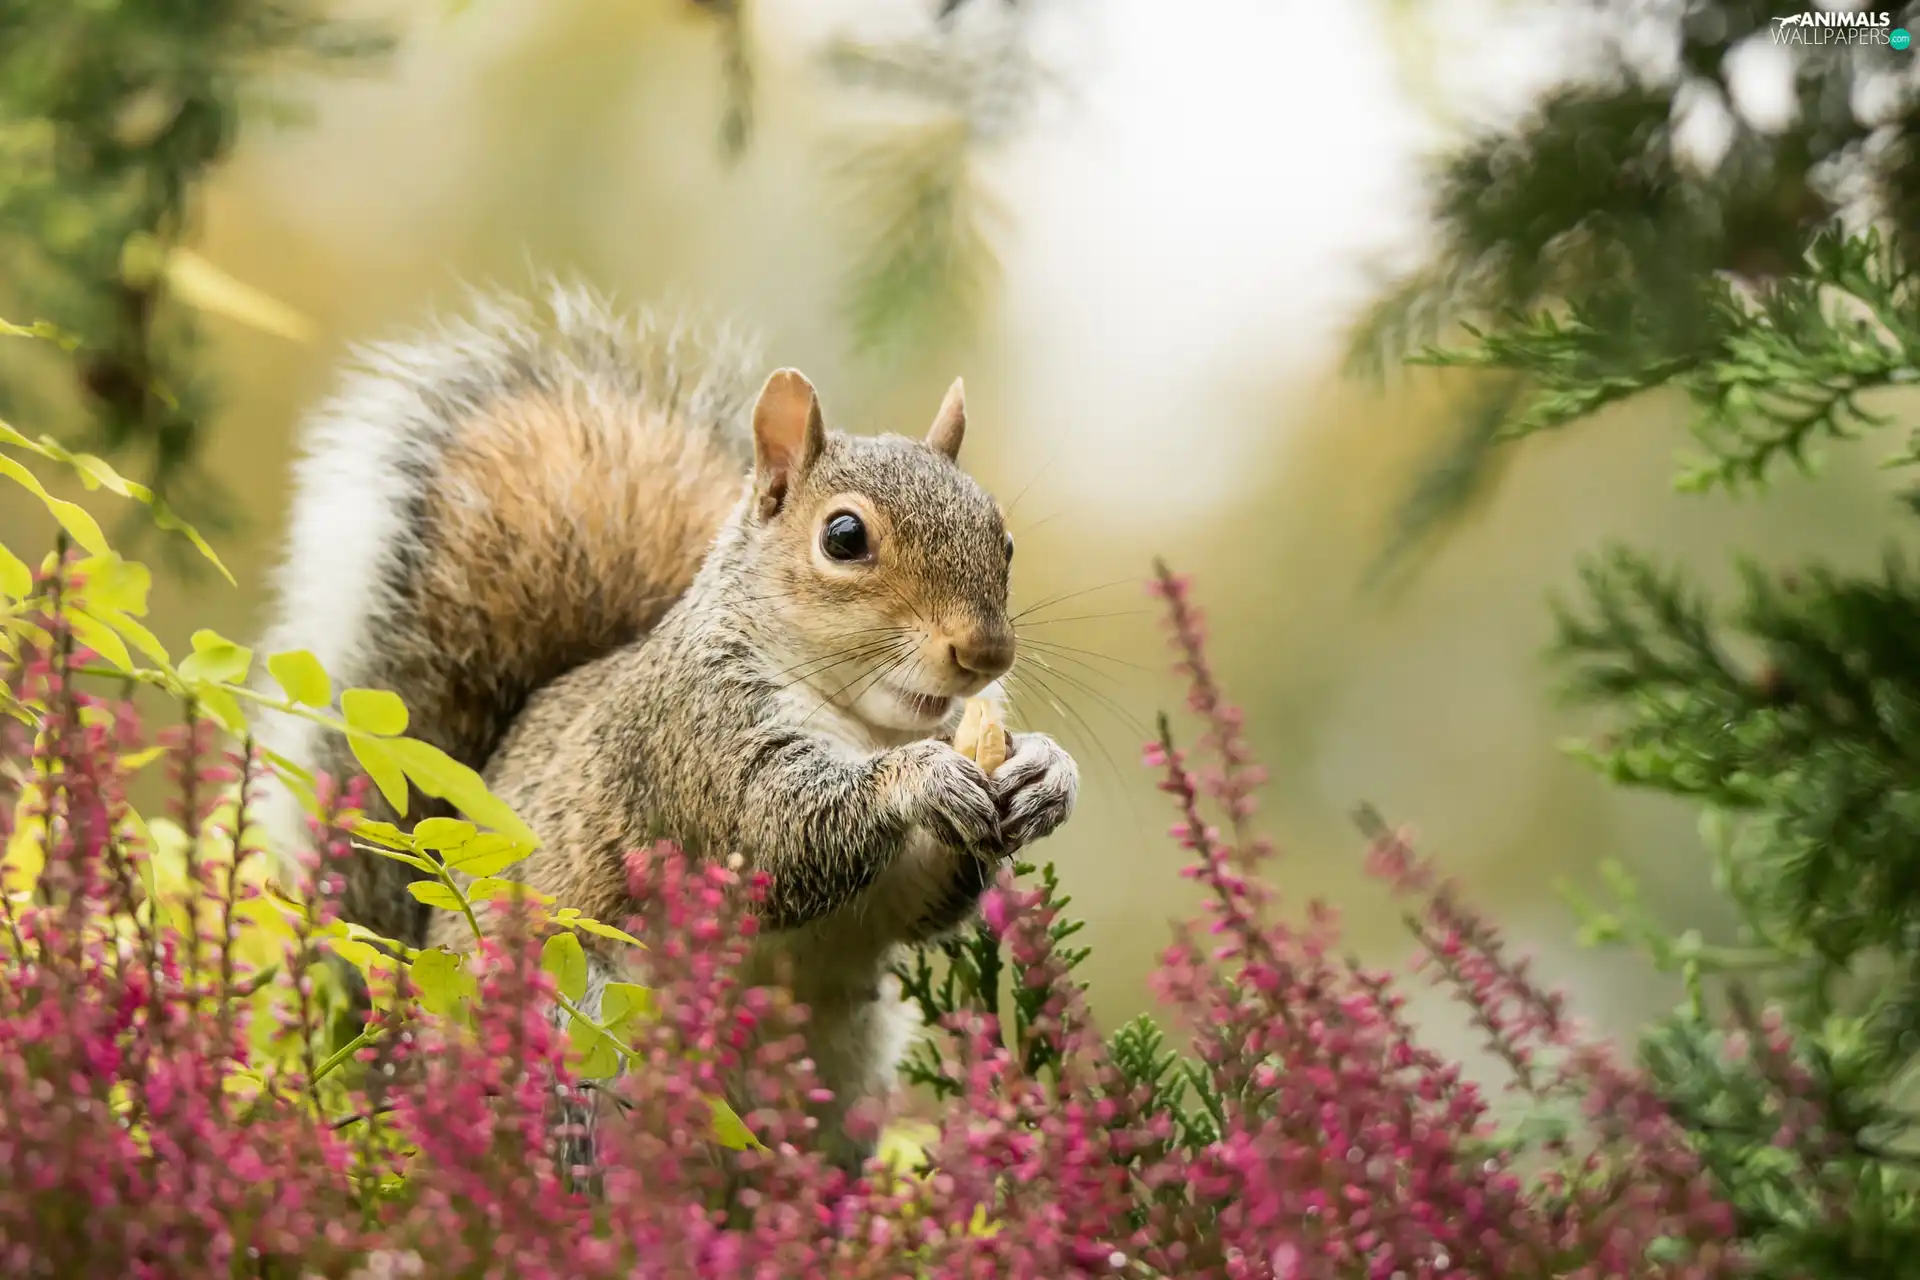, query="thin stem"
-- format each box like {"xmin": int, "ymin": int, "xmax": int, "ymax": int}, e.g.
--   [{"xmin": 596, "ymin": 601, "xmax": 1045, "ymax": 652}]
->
[{"xmin": 312, "ymin": 1025, "xmax": 381, "ymax": 1084}]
